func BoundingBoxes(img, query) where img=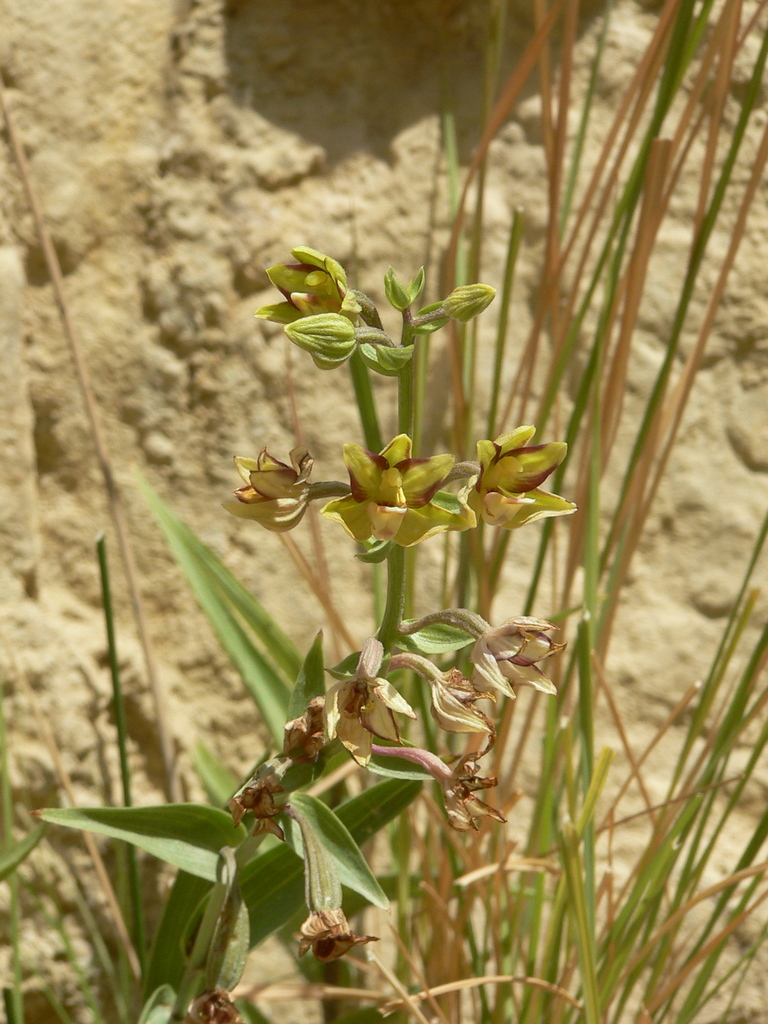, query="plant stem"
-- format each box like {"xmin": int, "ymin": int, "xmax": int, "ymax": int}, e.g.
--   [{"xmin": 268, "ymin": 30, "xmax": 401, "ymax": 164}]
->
[{"xmin": 376, "ymin": 544, "xmax": 407, "ymax": 652}]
